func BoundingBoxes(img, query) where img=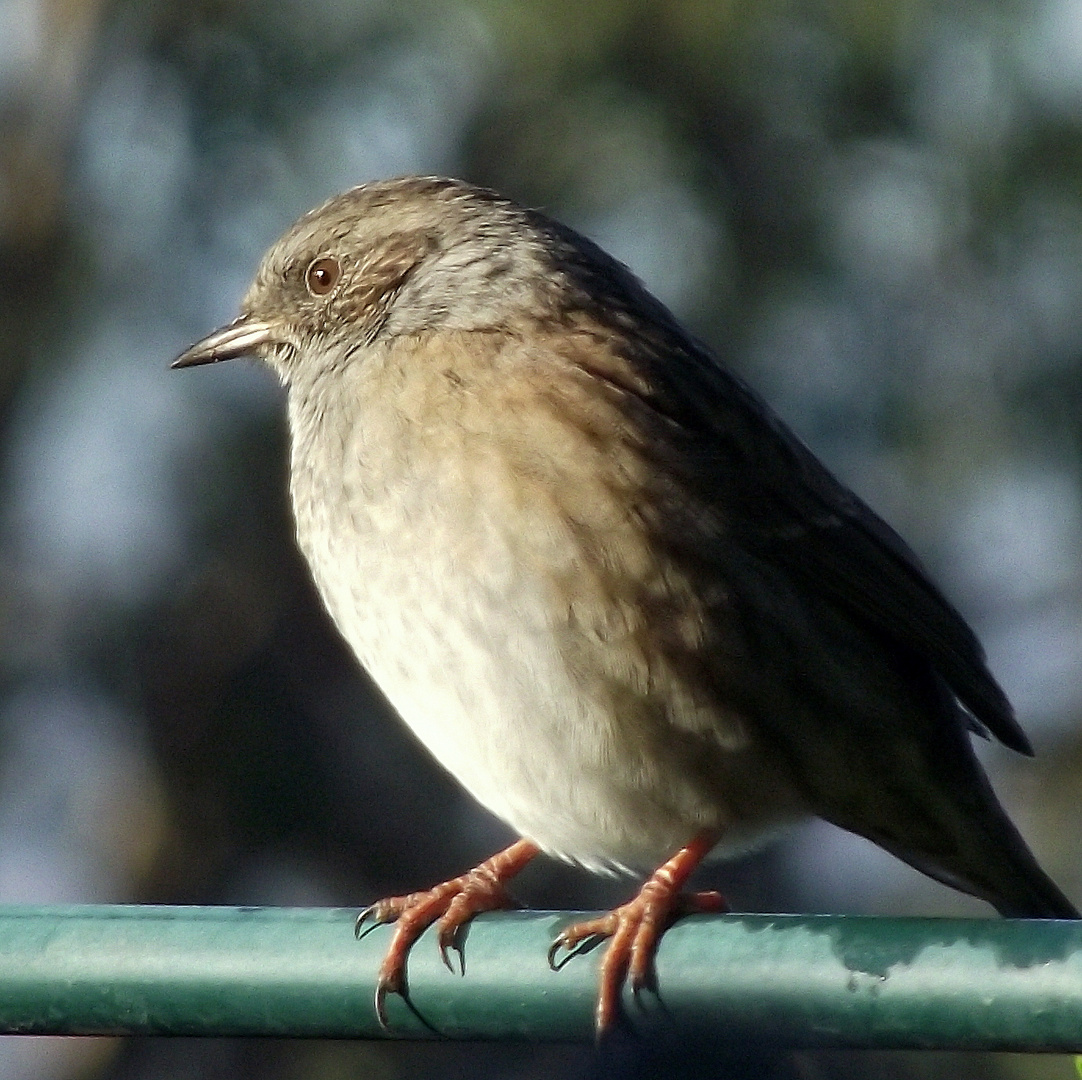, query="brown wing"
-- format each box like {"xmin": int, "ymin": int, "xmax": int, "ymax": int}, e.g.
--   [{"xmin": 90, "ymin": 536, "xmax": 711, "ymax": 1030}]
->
[
  {"xmin": 540, "ymin": 218, "xmax": 1027, "ymax": 755},
  {"xmin": 697, "ymin": 368, "xmax": 1026, "ymax": 753}
]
